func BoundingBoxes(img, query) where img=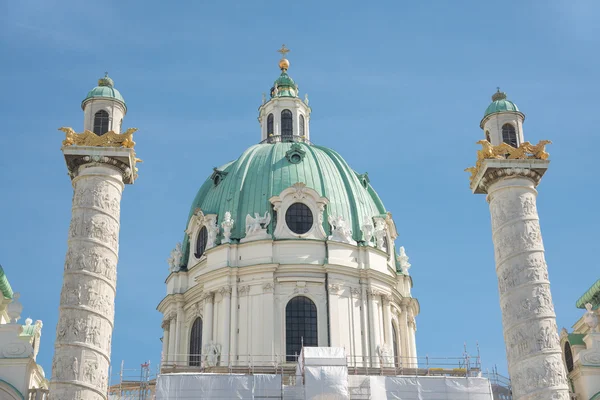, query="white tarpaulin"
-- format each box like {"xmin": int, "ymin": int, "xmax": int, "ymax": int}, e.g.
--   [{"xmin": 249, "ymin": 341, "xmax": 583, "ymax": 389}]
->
[
  {"xmin": 348, "ymin": 375, "xmax": 494, "ymax": 400},
  {"xmin": 300, "ymin": 347, "xmax": 349, "ymax": 400},
  {"xmin": 155, "ymin": 373, "xmax": 281, "ymax": 399}
]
